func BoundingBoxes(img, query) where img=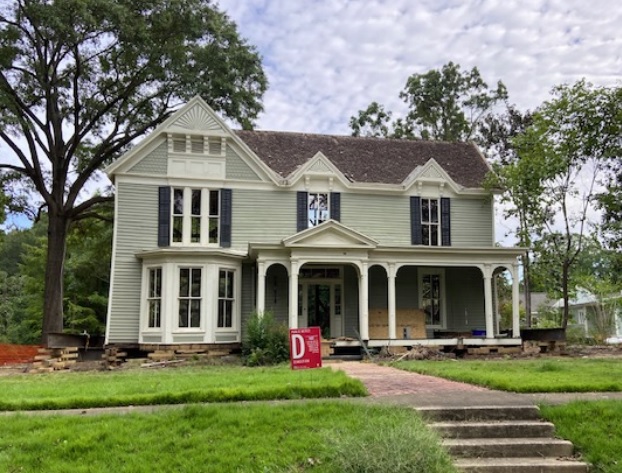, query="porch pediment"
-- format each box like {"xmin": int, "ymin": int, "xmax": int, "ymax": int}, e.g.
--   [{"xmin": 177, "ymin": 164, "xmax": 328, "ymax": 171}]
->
[{"xmin": 283, "ymin": 220, "xmax": 378, "ymax": 249}]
